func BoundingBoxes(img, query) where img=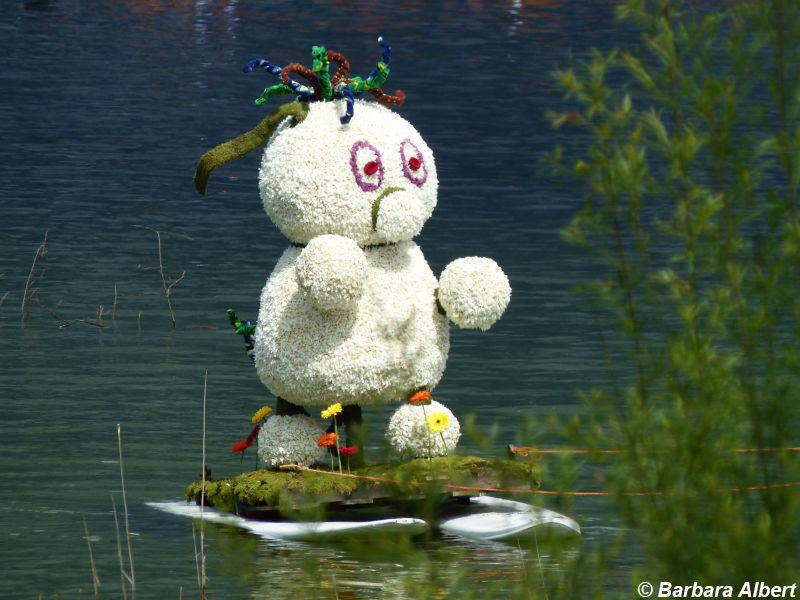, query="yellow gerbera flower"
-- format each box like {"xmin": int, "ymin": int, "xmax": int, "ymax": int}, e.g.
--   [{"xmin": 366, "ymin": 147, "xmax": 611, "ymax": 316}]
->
[
  {"xmin": 321, "ymin": 403, "xmax": 343, "ymax": 420},
  {"xmin": 251, "ymin": 405, "xmax": 273, "ymax": 424},
  {"xmin": 426, "ymin": 412, "xmax": 449, "ymax": 433}
]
